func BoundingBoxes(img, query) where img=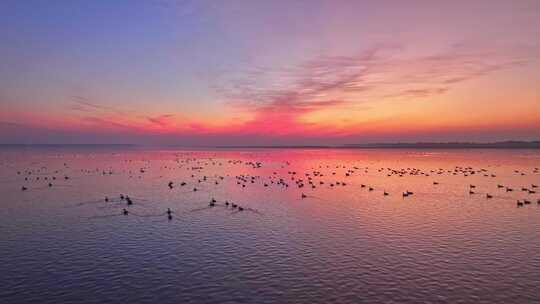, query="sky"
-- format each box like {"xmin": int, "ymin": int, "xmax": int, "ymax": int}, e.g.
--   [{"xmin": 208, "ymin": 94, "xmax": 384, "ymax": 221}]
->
[{"xmin": 1, "ymin": 0, "xmax": 539, "ymax": 145}]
